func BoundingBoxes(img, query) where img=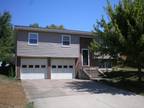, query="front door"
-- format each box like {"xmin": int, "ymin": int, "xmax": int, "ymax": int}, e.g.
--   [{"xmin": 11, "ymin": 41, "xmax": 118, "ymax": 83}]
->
[{"xmin": 82, "ymin": 49, "xmax": 89, "ymax": 66}]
